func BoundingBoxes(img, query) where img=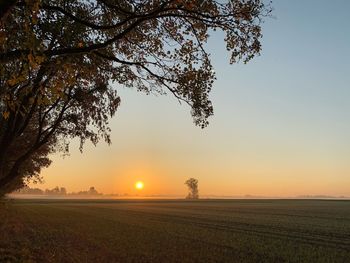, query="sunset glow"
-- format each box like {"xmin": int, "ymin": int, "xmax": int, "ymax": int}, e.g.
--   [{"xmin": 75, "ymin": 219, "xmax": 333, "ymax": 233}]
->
[{"xmin": 135, "ymin": 181, "xmax": 144, "ymax": 190}]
